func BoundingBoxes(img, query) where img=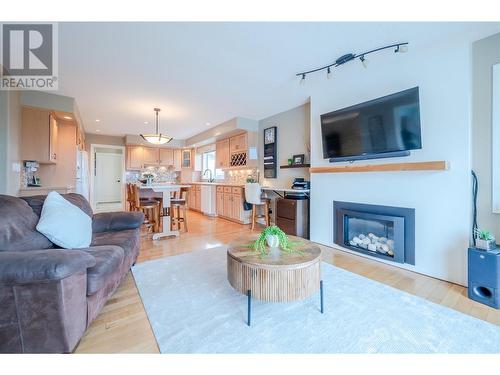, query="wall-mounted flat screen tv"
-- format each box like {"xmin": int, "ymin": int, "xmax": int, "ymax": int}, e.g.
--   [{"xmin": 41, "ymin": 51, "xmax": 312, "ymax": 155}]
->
[{"xmin": 320, "ymin": 87, "xmax": 422, "ymax": 162}]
